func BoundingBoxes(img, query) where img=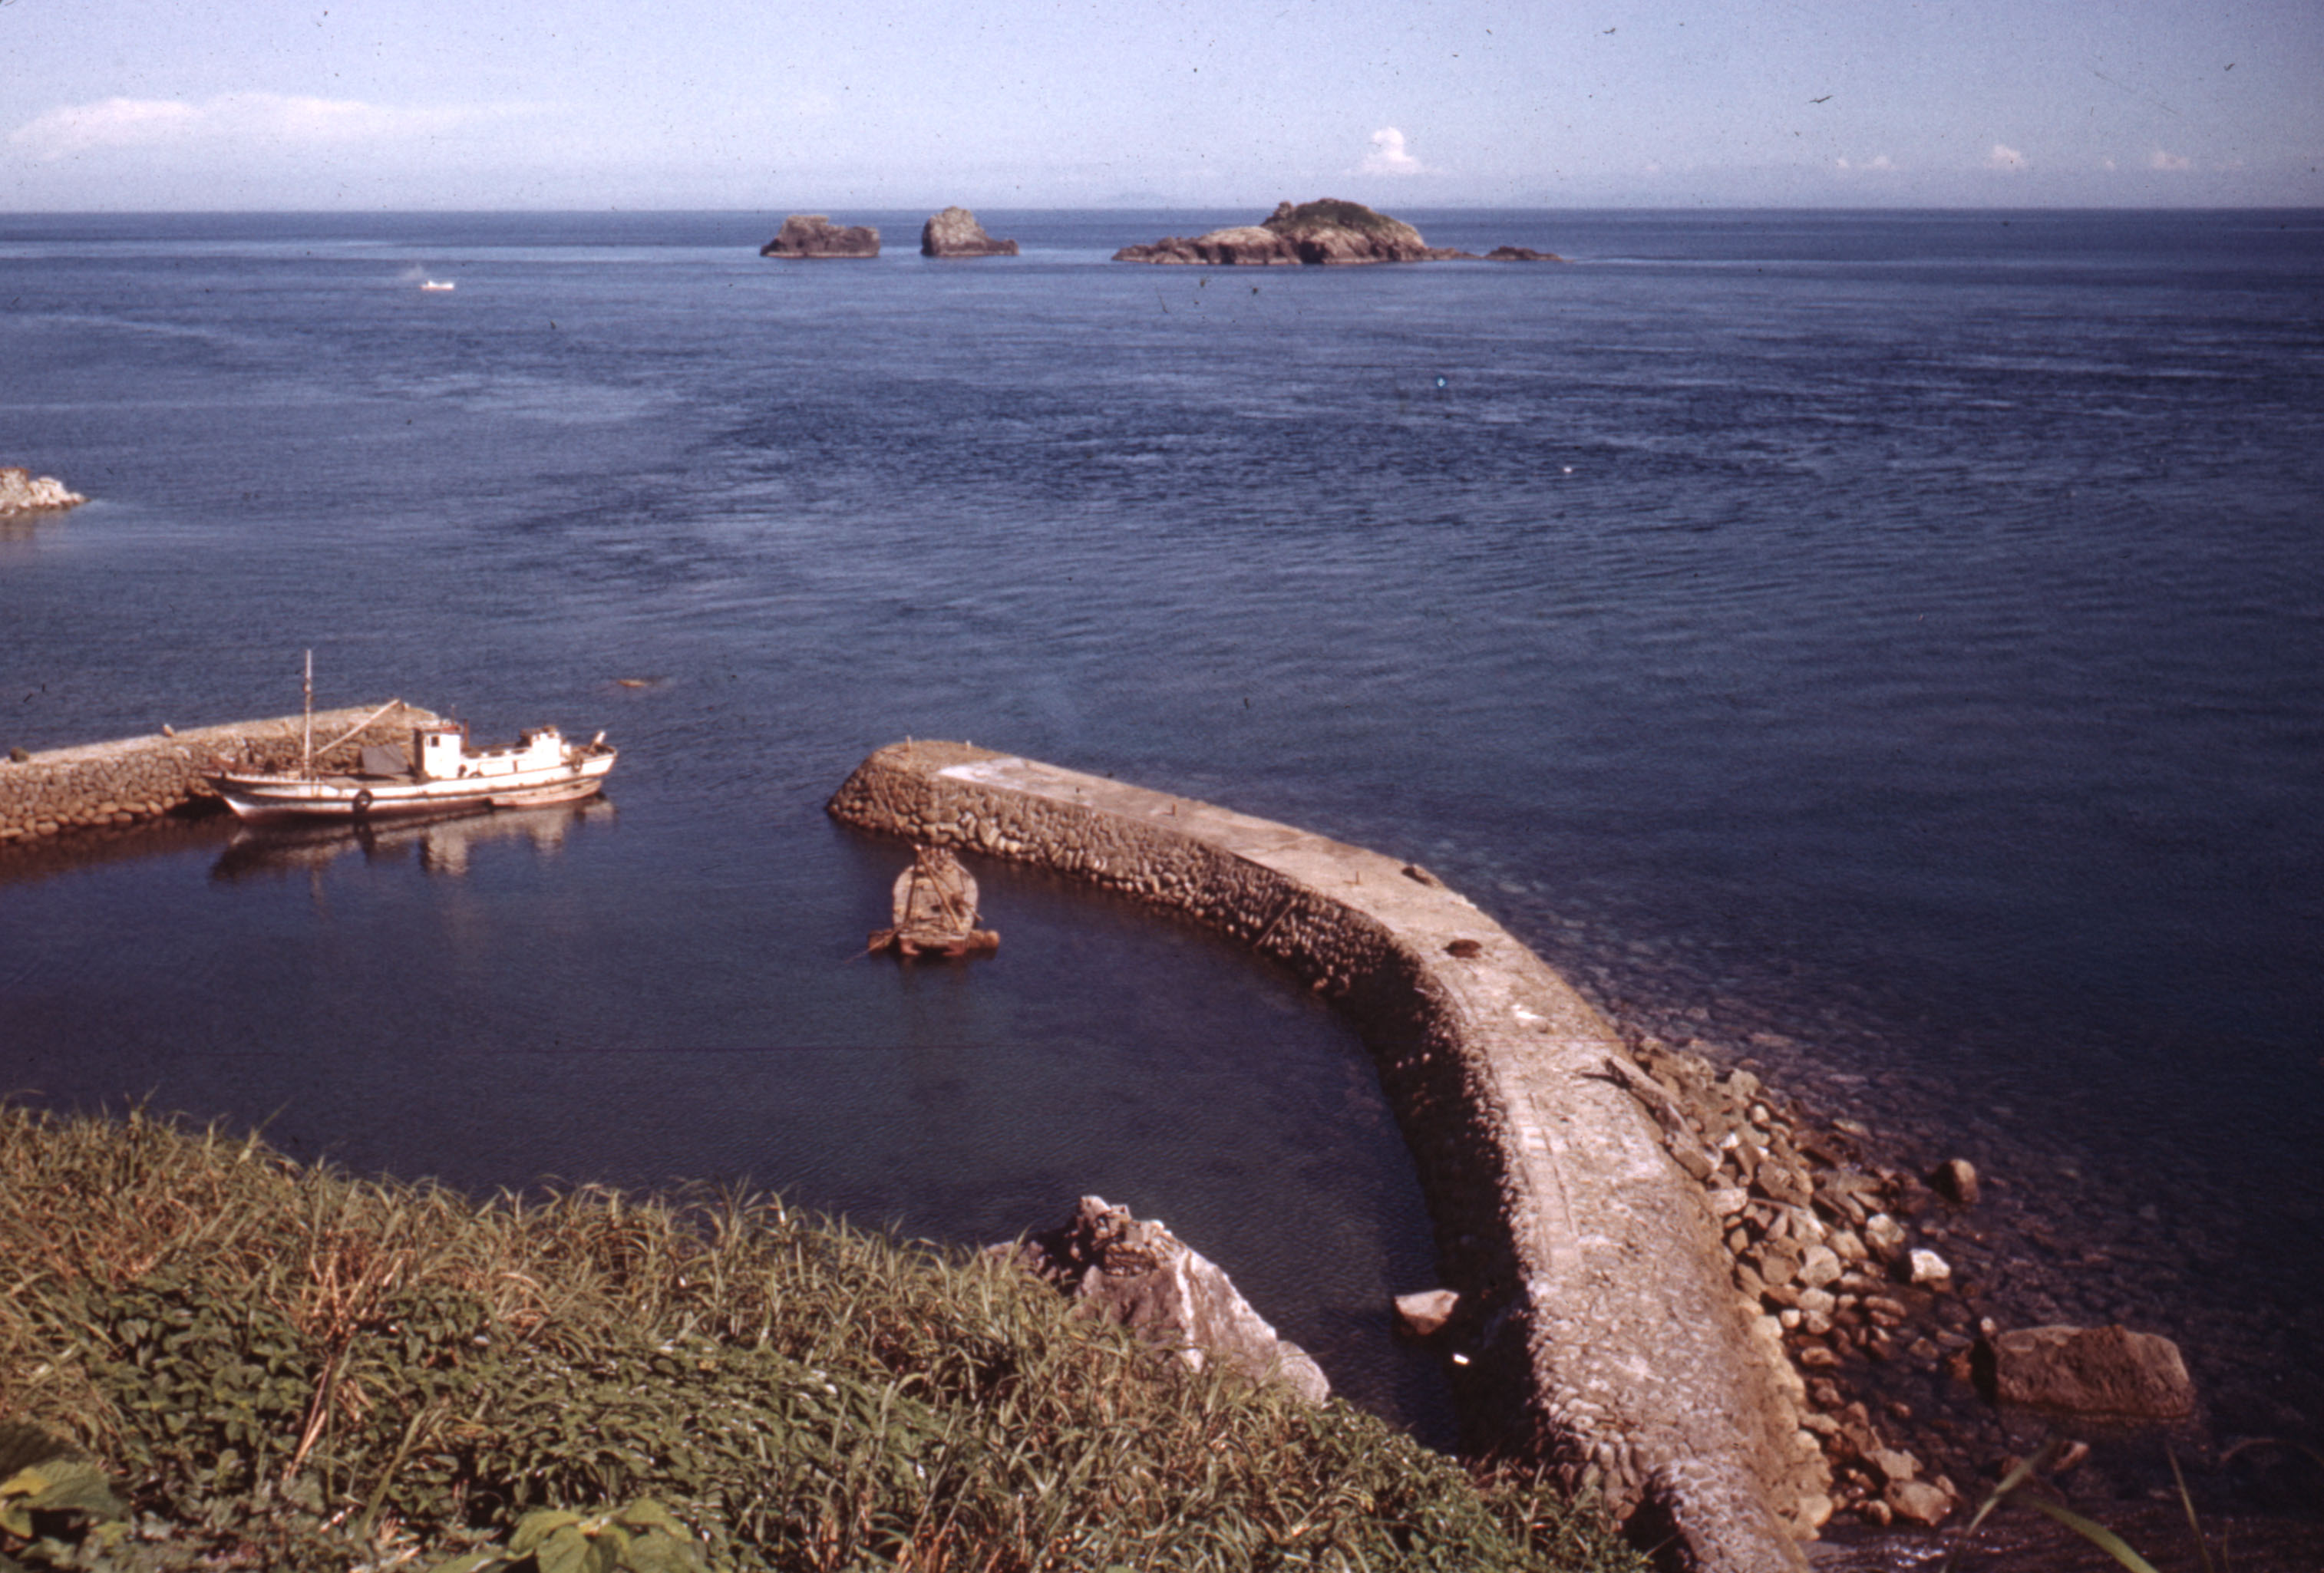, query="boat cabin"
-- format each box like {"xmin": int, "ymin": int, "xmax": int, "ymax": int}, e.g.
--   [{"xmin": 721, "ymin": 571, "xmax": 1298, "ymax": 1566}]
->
[{"xmin": 413, "ymin": 722, "xmax": 566, "ymax": 782}]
